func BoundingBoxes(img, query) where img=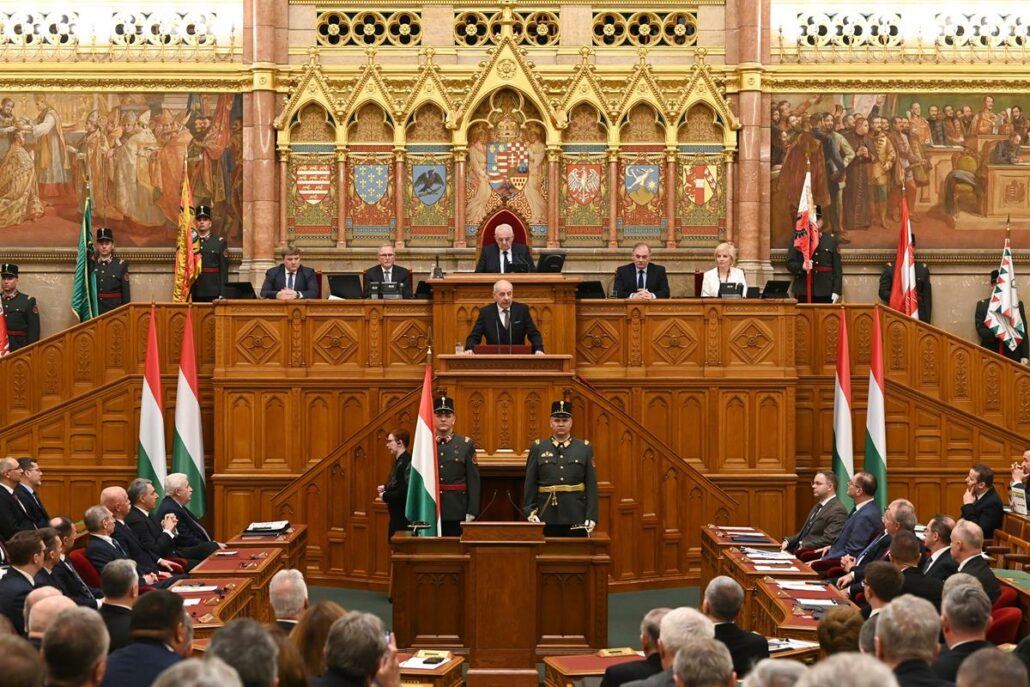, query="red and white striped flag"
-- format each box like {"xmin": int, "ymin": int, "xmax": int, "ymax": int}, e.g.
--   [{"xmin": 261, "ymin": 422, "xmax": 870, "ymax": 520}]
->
[
  {"xmin": 889, "ymin": 197, "xmax": 919, "ymax": 317},
  {"xmin": 0, "ymin": 309, "xmax": 9, "ymax": 357}
]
